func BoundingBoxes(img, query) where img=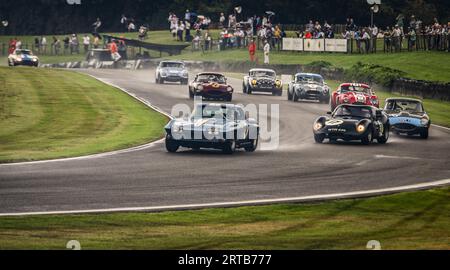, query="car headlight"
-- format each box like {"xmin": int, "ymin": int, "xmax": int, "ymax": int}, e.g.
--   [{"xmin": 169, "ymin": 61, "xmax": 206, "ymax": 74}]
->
[
  {"xmin": 356, "ymin": 124, "xmax": 366, "ymax": 133},
  {"xmin": 173, "ymin": 124, "xmax": 184, "ymax": 133},
  {"xmin": 421, "ymin": 117, "xmax": 429, "ymax": 126},
  {"xmin": 275, "ymin": 80, "xmax": 282, "ymax": 87},
  {"xmin": 208, "ymin": 127, "xmax": 220, "ymax": 136},
  {"xmin": 227, "ymin": 86, "xmax": 233, "ymax": 92},
  {"xmin": 182, "ymin": 71, "xmax": 188, "ymax": 77},
  {"xmin": 16, "ymin": 57, "xmax": 22, "ymax": 62},
  {"xmin": 161, "ymin": 72, "xmax": 167, "ymax": 77},
  {"xmin": 371, "ymin": 98, "xmax": 379, "ymax": 105},
  {"xmin": 32, "ymin": 58, "xmax": 38, "ymax": 62},
  {"xmin": 197, "ymin": 85, "xmax": 204, "ymax": 91},
  {"xmin": 251, "ymin": 80, "xmax": 257, "ymax": 85},
  {"xmin": 313, "ymin": 122, "xmax": 323, "ymax": 131}
]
